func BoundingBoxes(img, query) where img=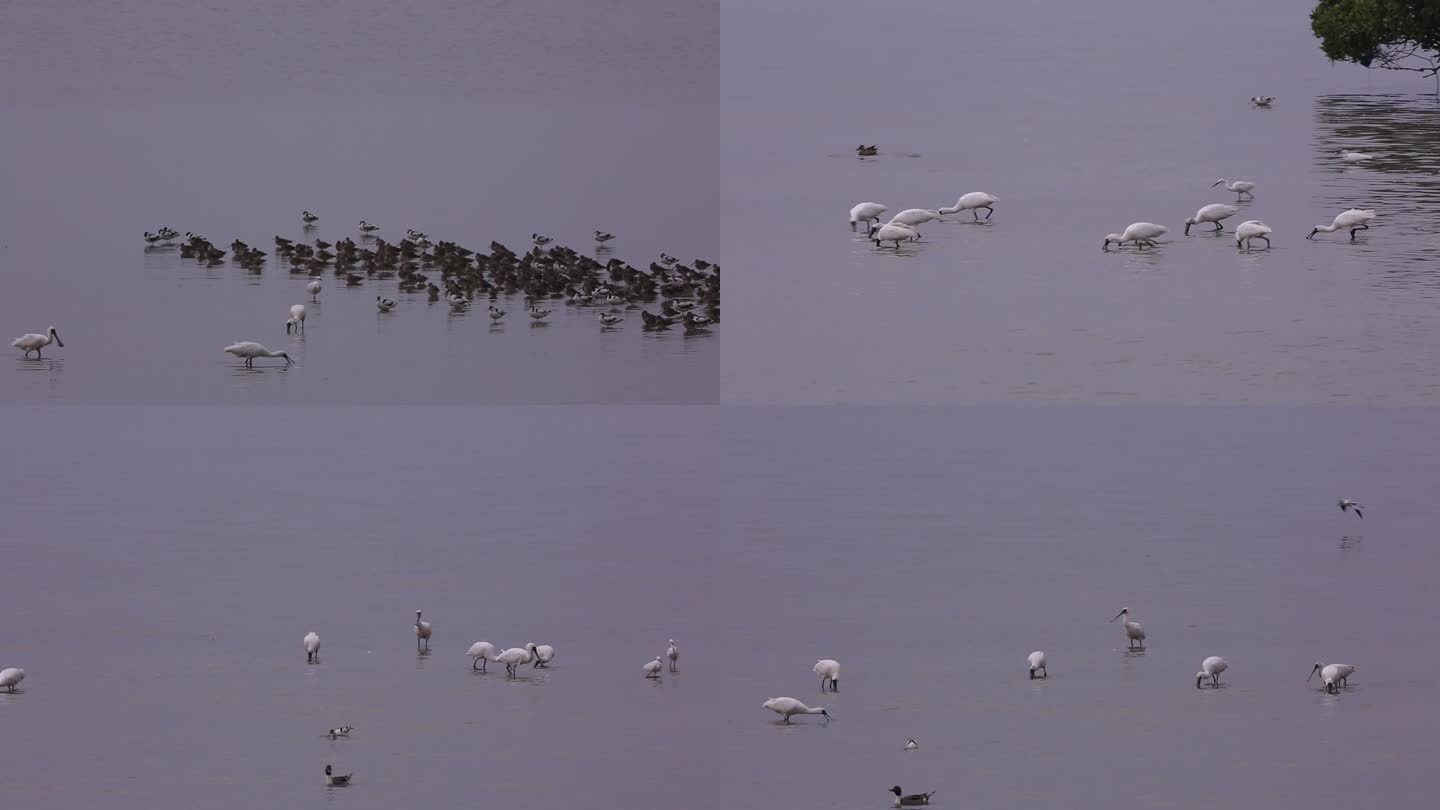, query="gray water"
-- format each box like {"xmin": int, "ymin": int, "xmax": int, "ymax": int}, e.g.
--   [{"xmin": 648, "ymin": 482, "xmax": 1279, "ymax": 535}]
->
[
  {"xmin": 722, "ymin": 0, "xmax": 1440, "ymax": 403},
  {"xmin": 3, "ymin": 407, "xmax": 1437, "ymax": 809},
  {"xmin": 0, "ymin": 0, "xmax": 718, "ymax": 403}
]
